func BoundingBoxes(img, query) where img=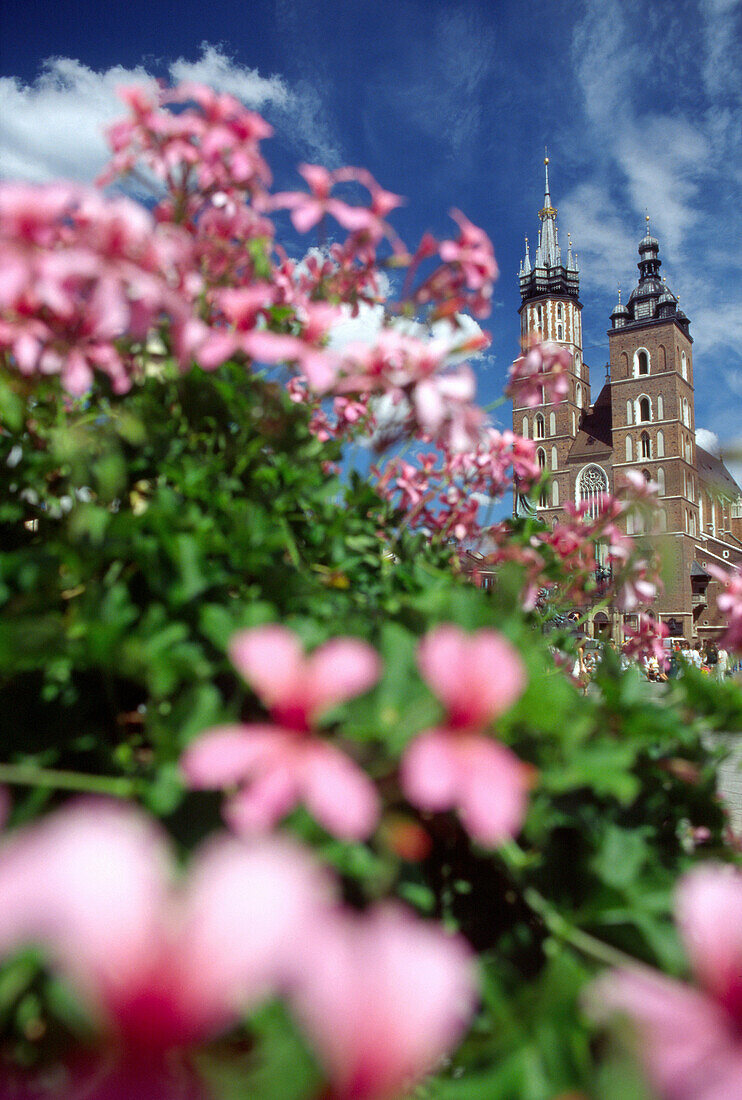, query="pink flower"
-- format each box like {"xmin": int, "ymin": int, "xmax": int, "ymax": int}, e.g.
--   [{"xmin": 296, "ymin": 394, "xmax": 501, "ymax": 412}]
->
[
  {"xmin": 708, "ymin": 564, "xmax": 742, "ymax": 652},
  {"xmin": 0, "ymin": 800, "xmax": 331, "ymax": 1095},
  {"xmin": 592, "ymin": 865, "xmax": 742, "ymax": 1100},
  {"xmin": 182, "ymin": 625, "xmax": 381, "ymax": 840},
  {"xmin": 506, "ymin": 339, "xmax": 571, "ymax": 408},
  {"xmin": 290, "ymin": 903, "xmax": 477, "ymax": 1100},
  {"xmin": 400, "ymin": 626, "xmax": 530, "ymax": 845},
  {"xmin": 622, "ymin": 613, "xmax": 669, "ymax": 667}
]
